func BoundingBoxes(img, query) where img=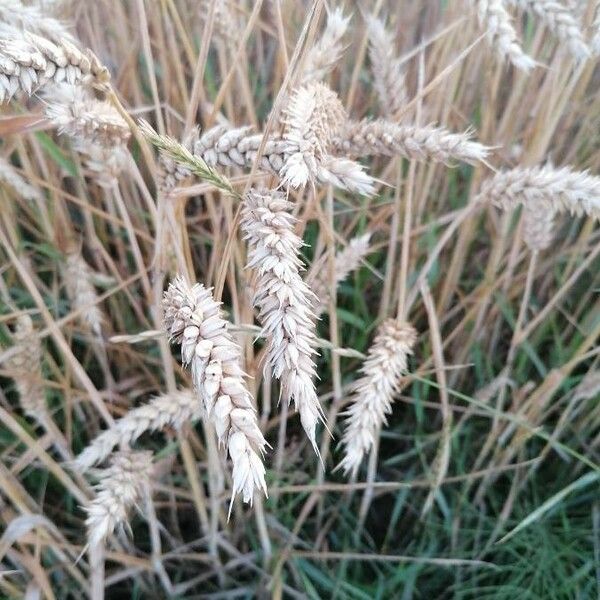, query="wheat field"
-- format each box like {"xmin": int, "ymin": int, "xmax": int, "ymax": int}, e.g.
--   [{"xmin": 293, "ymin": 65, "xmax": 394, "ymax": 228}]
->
[{"xmin": 1, "ymin": 0, "xmax": 599, "ymax": 598}]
